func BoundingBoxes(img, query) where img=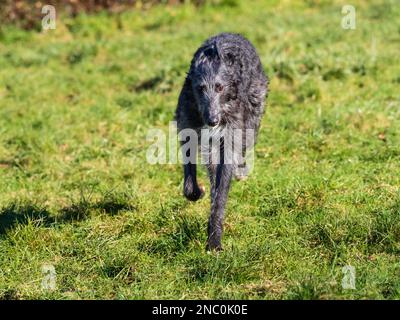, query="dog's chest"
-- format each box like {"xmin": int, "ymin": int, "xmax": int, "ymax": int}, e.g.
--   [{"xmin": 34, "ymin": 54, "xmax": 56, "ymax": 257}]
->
[{"xmin": 199, "ymin": 126, "xmax": 242, "ymax": 165}]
